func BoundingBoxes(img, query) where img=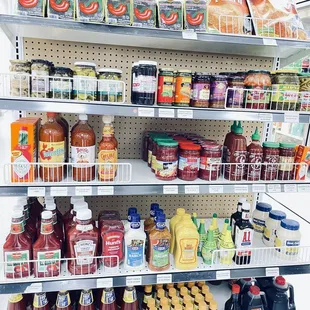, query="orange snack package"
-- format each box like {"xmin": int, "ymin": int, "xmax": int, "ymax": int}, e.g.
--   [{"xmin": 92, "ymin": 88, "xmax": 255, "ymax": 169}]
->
[{"xmin": 295, "ymin": 145, "xmax": 310, "ymax": 180}]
